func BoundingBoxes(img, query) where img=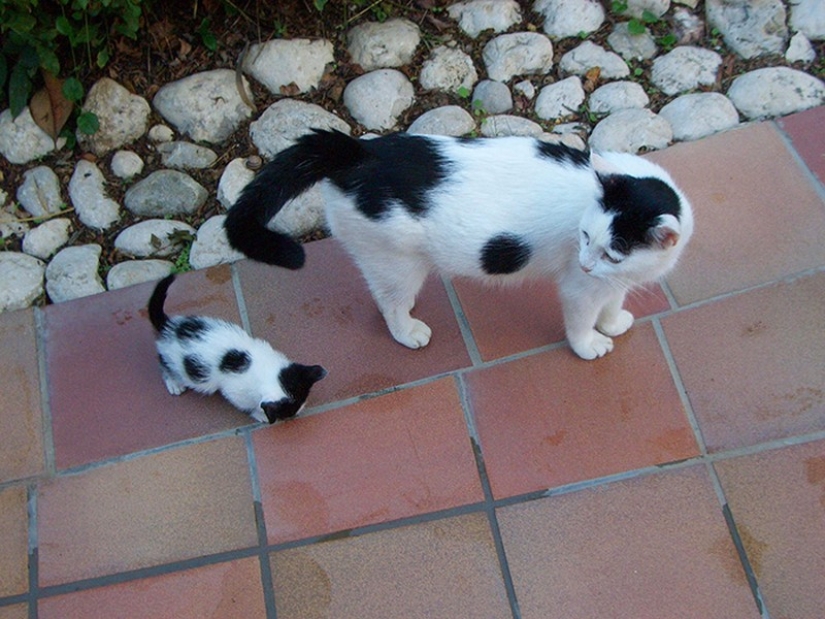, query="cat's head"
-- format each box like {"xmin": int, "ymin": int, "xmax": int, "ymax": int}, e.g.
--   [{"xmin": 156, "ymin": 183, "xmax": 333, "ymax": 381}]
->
[
  {"xmin": 578, "ymin": 155, "xmax": 693, "ymax": 285},
  {"xmin": 257, "ymin": 363, "xmax": 328, "ymax": 423}
]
